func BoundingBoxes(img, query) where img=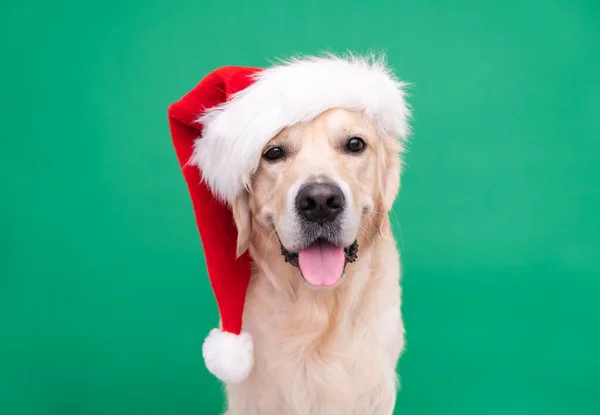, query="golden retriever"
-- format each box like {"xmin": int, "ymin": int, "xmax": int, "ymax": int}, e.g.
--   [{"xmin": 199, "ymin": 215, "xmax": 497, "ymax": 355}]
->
[{"xmin": 224, "ymin": 106, "xmax": 405, "ymax": 415}]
